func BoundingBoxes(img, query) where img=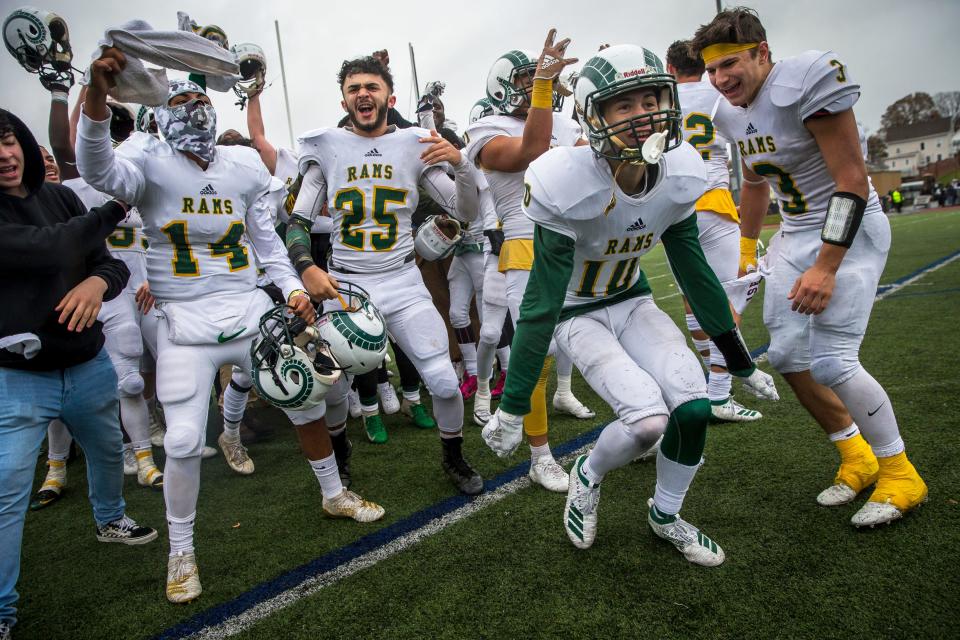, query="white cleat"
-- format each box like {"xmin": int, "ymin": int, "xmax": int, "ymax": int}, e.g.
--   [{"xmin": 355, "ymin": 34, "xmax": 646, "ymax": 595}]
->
[
  {"xmin": 564, "ymin": 455, "xmax": 600, "ymax": 549},
  {"xmin": 347, "ymin": 388, "xmax": 362, "ymax": 419},
  {"xmin": 378, "ymin": 382, "xmax": 400, "ymax": 415},
  {"xmin": 322, "ymin": 489, "xmax": 385, "ymax": 523},
  {"xmin": 218, "ymin": 433, "xmax": 254, "ymax": 475},
  {"xmin": 646, "ymin": 498, "xmax": 724, "ymax": 567},
  {"xmin": 473, "ymin": 390, "xmax": 492, "ymax": 426},
  {"xmin": 123, "ymin": 445, "xmax": 138, "ymax": 476},
  {"xmin": 710, "ymin": 397, "xmax": 762, "ymax": 423},
  {"xmin": 553, "ymin": 392, "xmax": 596, "ymax": 419},
  {"xmin": 816, "ymin": 483, "xmax": 859, "ymax": 507},
  {"xmin": 529, "ymin": 457, "xmax": 569, "ymax": 492},
  {"xmin": 166, "ymin": 551, "xmax": 201, "ymax": 604},
  {"xmin": 850, "ymin": 501, "xmax": 909, "ymax": 528},
  {"xmin": 200, "ymin": 445, "xmax": 218, "ymax": 459}
]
